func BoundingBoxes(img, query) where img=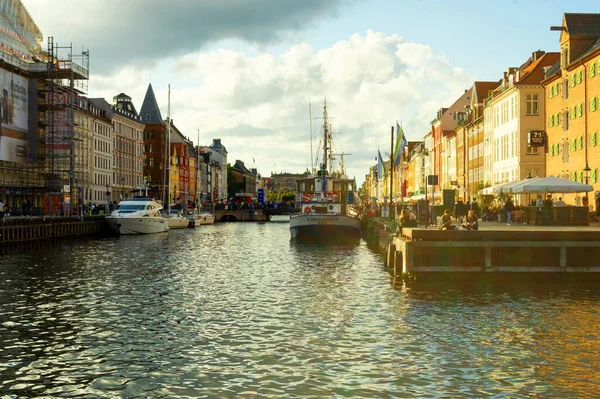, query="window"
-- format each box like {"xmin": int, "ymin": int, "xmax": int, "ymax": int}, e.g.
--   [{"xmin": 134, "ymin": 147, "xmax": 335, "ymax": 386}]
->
[
  {"xmin": 563, "ymin": 79, "xmax": 569, "ymax": 99},
  {"xmin": 563, "ymin": 142, "xmax": 569, "ymax": 163},
  {"xmin": 526, "ymin": 94, "xmax": 538, "ymax": 115}
]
